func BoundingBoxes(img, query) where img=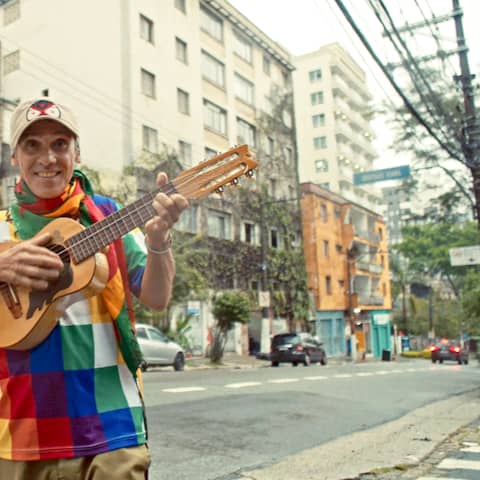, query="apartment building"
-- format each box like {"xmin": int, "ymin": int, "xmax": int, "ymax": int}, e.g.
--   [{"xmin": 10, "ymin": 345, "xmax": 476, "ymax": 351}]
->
[
  {"xmin": 293, "ymin": 43, "xmax": 383, "ymax": 213},
  {"xmin": 0, "ymin": 0, "xmax": 301, "ymax": 354},
  {"xmin": 300, "ymin": 182, "xmax": 392, "ymax": 359}
]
